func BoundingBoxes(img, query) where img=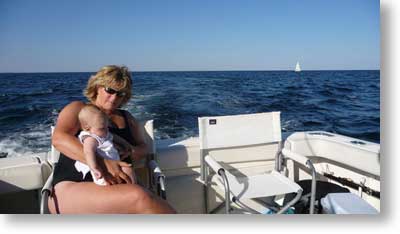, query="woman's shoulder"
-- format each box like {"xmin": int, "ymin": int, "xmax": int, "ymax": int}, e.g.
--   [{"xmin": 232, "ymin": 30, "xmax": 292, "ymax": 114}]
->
[
  {"xmin": 119, "ymin": 109, "xmax": 138, "ymax": 122},
  {"xmin": 118, "ymin": 109, "xmax": 139, "ymax": 129},
  {"xmin": 119, "ymin": 109, "xmax": 133, "ymax": 118},
  {"xmin": 57, "ymin": 101, "xmax": 87, "ymax": 123},
  {"xmin": 67, "ymin": 100, "xmax": 86, "ymax": 108},
  {"xmin": 61, "ymin": 101, "xmax": 86, "ymax": 113}
]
